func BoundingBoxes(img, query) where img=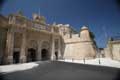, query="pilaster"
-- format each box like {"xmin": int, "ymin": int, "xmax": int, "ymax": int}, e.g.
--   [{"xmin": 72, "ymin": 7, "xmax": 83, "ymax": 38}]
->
[
  {"xmin": 51, "ymin": 35, "xmax": 55, "ymax": 60},
  {"xmin": 5, "ymin": 28, "xmax": 14, "ymax": 64},
  {"xmin": 20, "ymin": 32, "xmax": 27, "ymax": 63}
]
